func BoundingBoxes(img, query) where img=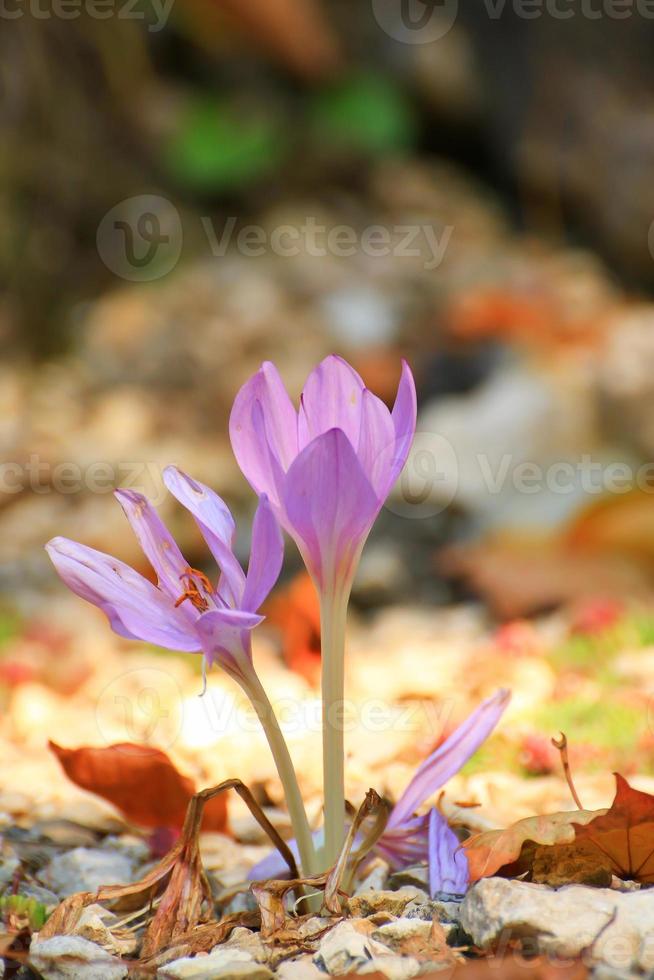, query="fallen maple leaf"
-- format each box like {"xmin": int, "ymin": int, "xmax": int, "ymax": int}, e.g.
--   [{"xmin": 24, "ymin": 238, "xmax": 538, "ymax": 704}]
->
[
  {"xmin": 462, "ymin": 807, "xmax": 602, "ymax": 882},
  {"xmin": 464, "ymin": 773, "xmax": 654, "ymax": 886},
  {"xmin": 49, "ymin": 741, "xmax": 228, "ymax": 833}
]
